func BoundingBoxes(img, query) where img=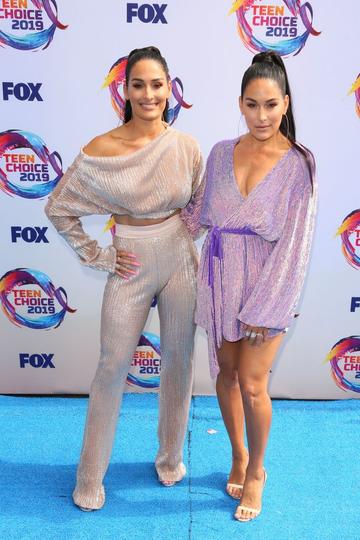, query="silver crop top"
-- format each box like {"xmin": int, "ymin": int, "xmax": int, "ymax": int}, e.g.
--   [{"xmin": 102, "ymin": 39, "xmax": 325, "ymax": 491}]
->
[{"xmin": 45, "ymin": 127, "xmax": 203, "ymax": 272}]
